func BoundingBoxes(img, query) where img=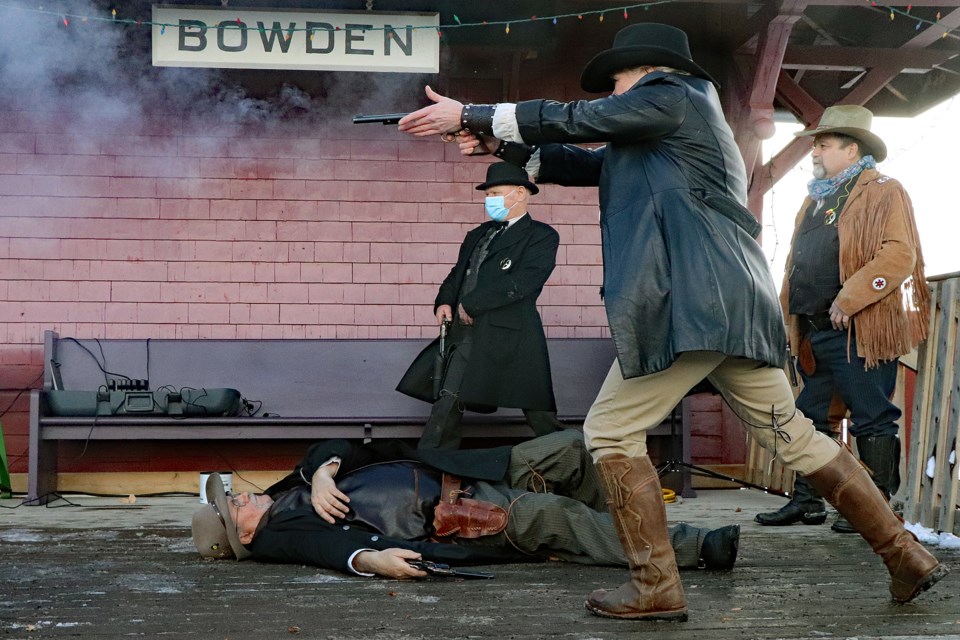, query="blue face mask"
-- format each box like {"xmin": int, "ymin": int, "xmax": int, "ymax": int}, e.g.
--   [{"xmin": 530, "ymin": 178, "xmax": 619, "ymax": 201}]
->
[{"xmin": 484, "ymin": 189, "xmax": 517, "ymax": 222}]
